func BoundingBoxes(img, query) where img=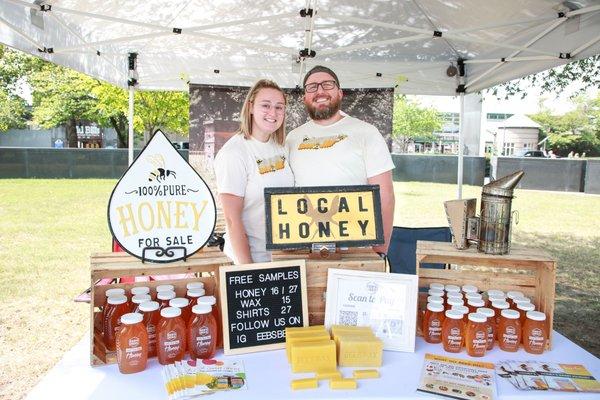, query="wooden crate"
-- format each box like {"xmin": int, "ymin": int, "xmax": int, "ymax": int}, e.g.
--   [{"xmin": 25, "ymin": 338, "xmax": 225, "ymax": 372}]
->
[
  {"xmin": 416, "ymin": 240, "xmax": 556, "ymax": 348},
  {"xmin": 90, "ymin": 246, "xmax": 232, "ymax": 366},
  {"xmin": 272, "ymin": 248, "xmax": 386, "ymax": 325}
]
